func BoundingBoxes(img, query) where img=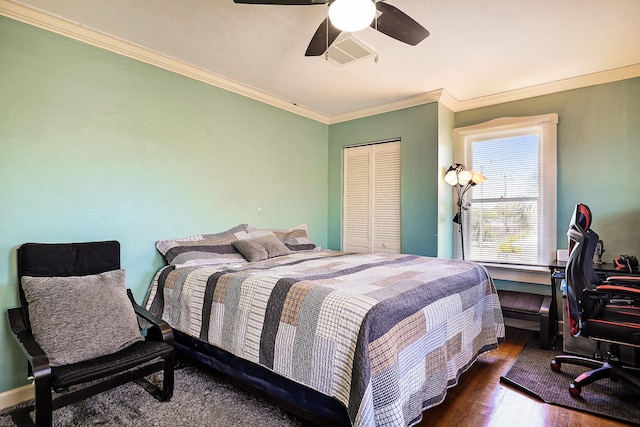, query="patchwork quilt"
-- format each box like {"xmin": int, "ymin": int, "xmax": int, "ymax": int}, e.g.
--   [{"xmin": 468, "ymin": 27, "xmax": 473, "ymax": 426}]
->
[{"xmin": 145, "ymin": 250, "xmax": 505, "ymax": 426}]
